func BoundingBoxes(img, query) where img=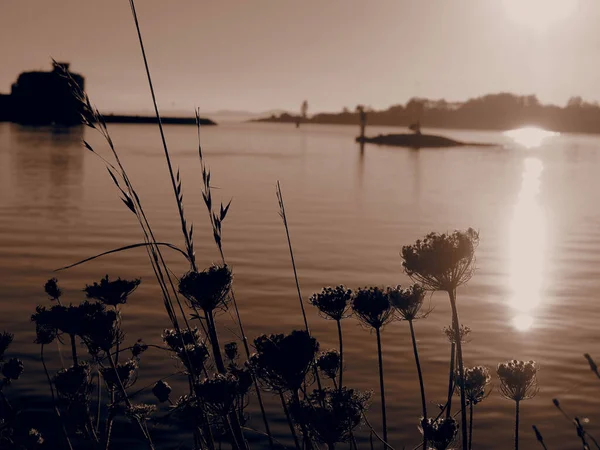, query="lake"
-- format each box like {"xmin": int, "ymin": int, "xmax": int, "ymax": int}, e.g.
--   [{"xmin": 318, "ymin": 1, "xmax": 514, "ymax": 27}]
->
[{"xmin": 1, "ymin": 121, "xmax": 599, "ymax": 449}]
